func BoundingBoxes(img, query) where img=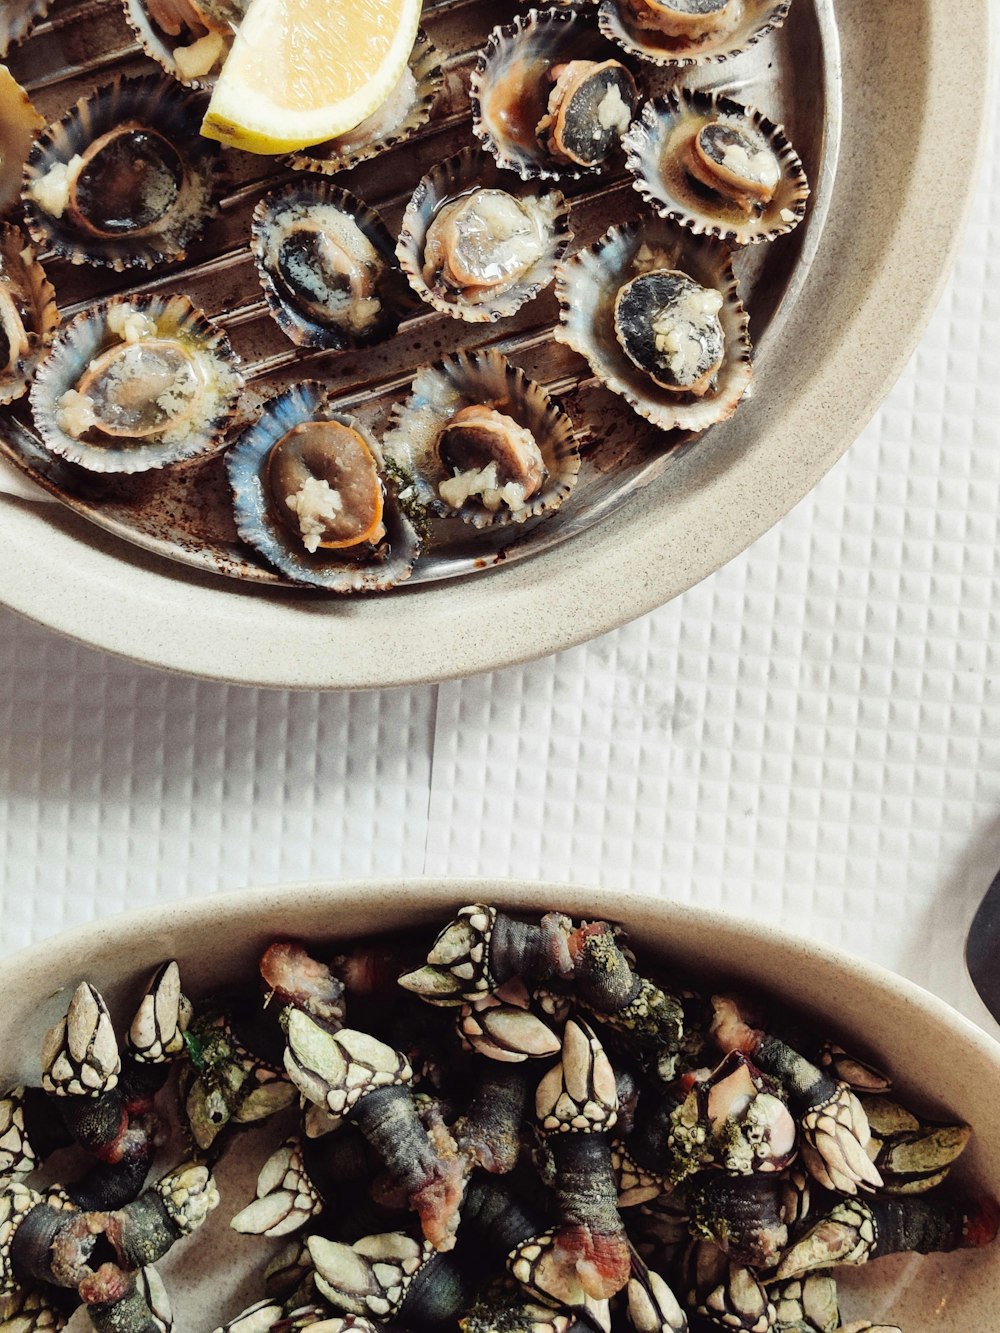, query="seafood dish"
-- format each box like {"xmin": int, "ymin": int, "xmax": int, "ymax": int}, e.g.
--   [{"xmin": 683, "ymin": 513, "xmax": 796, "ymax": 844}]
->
[
  {"xmin": 0, "ymin": 0, "xmax": 820, "ymax": 594},
  {"xmin": 0, "ymin": 899, "xmax": 994, "ymax": 1332}
]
